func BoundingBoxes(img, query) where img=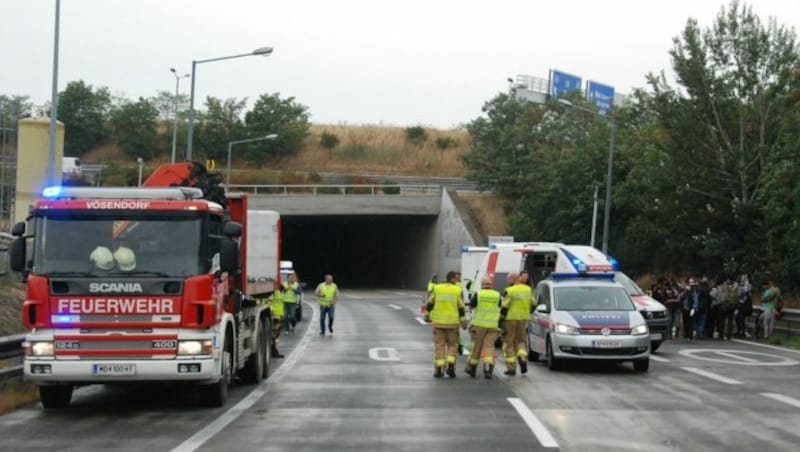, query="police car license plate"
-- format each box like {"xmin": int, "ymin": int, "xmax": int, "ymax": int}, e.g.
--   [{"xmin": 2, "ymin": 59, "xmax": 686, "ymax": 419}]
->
[
  {"xmin": 650, "ymin": 333, "xmax": 662, "ymax": 341},
  {"xmin": 594, "ymin": 340, "xmax": 622, "ymax": 348},
  {"xmin": 92, "ymin": 364, "xmax": 136, "ymax": 376}
]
